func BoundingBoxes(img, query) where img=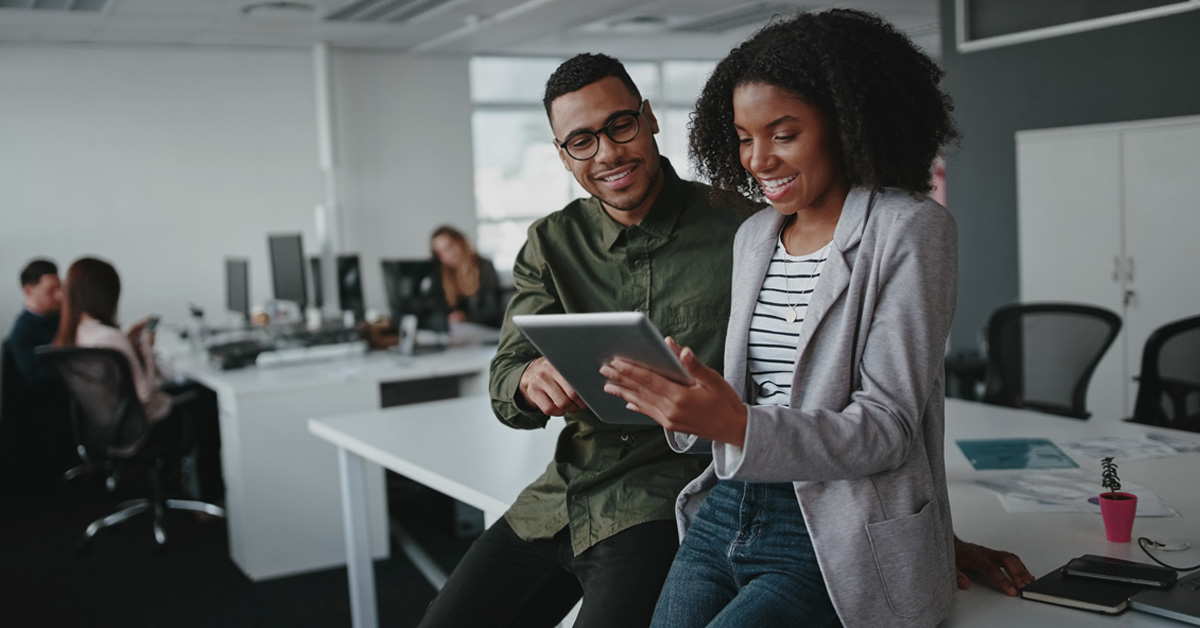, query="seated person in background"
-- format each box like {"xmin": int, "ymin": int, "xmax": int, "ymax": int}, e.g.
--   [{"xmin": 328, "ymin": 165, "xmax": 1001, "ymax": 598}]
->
[
  {"xmin": 1, "ymin": 258, "xmax": 72, "ymax": 496},
  {"xmin": 54, "ymin": 257, "xmax": 223, "ymax": 502},
  {"xmin": 430, "ymin": 225, "xmax": 503, "ymax": 328},
  {"xmin": 7, "ymin": 258, "xmax": 63, "ymax": 392}
]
